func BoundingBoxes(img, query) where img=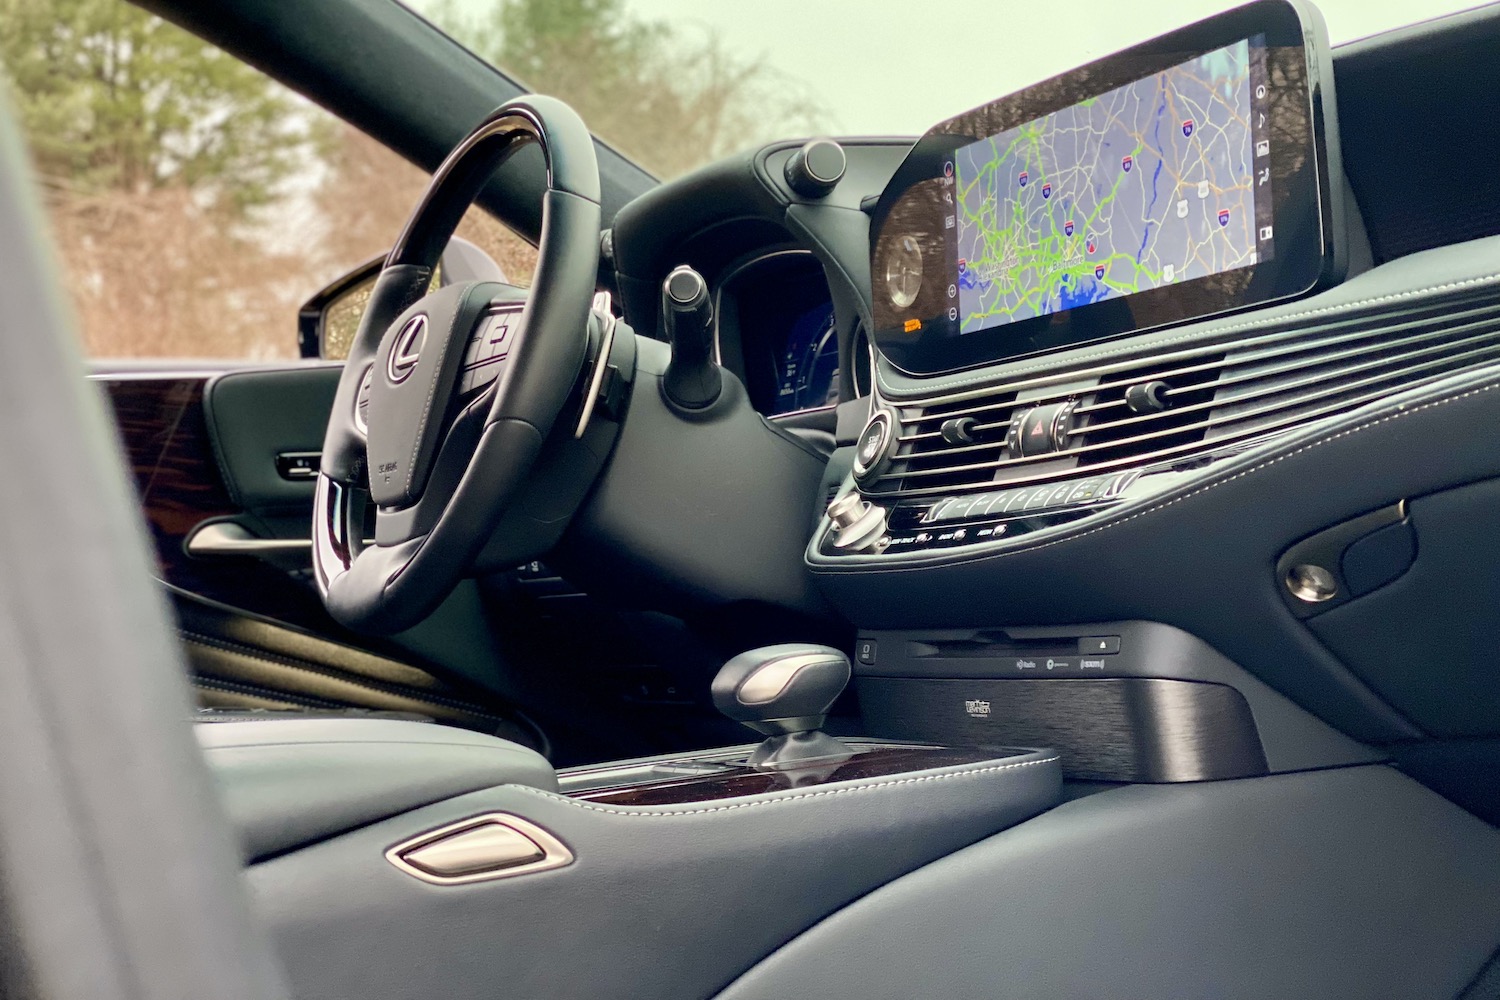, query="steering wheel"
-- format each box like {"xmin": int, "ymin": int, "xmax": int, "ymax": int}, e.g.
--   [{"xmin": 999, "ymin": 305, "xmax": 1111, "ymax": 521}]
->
[{"xmin": 313, "ymin": 97, "xmax": 601, "ymax": 634}]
